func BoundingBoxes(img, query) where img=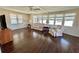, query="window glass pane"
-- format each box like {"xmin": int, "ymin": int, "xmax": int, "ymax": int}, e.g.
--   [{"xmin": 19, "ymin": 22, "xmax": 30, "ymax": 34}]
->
[
  {"xmin": 37, "ymin": 15, "xmax": 42, "ymax": 23},
  {"xmin": 64, "ymin": 21, "xmax": 73, "ymax": 26},
  {"xmin": 55, "ymin": 14, "xmax": 63, "ymax": 25},
  {"xmin": 49, "ymin": 15, "xmax": 55, "ymax": 25},
  {"xmin": 64, "ymin": 13, "xmax": 76, "ymax": 27},
  {"xmin": 49, "ymin": 20, "xmax": 54, "ymax": 25},
  {"xmin": 18, "ymin": 19, "xmax": 23, "ymax": 24},
  {"xmin": 55, "ymin": 19, "xmax": 63, "ymax": 25},
  {"xmin": 10, "ymin": 14, "xmax": 17, "ymax": 24},
  {"xmin": 43, "ymin": 15, "xmax": 48, "ymax": 24},
  {"xmin": 43, "ymin": 20, "xmax": 47, "ymax": 24},
  {"xmin": 18, "ymin": 15, "xmax": 23, "ymax": 24},
  {"xmin": 11, "ymin": 19, "xmax": 17, "ymax": 24},
  {"xmin": 33, "ymin": 16, "xmax": 38, "ymax": 23}
]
